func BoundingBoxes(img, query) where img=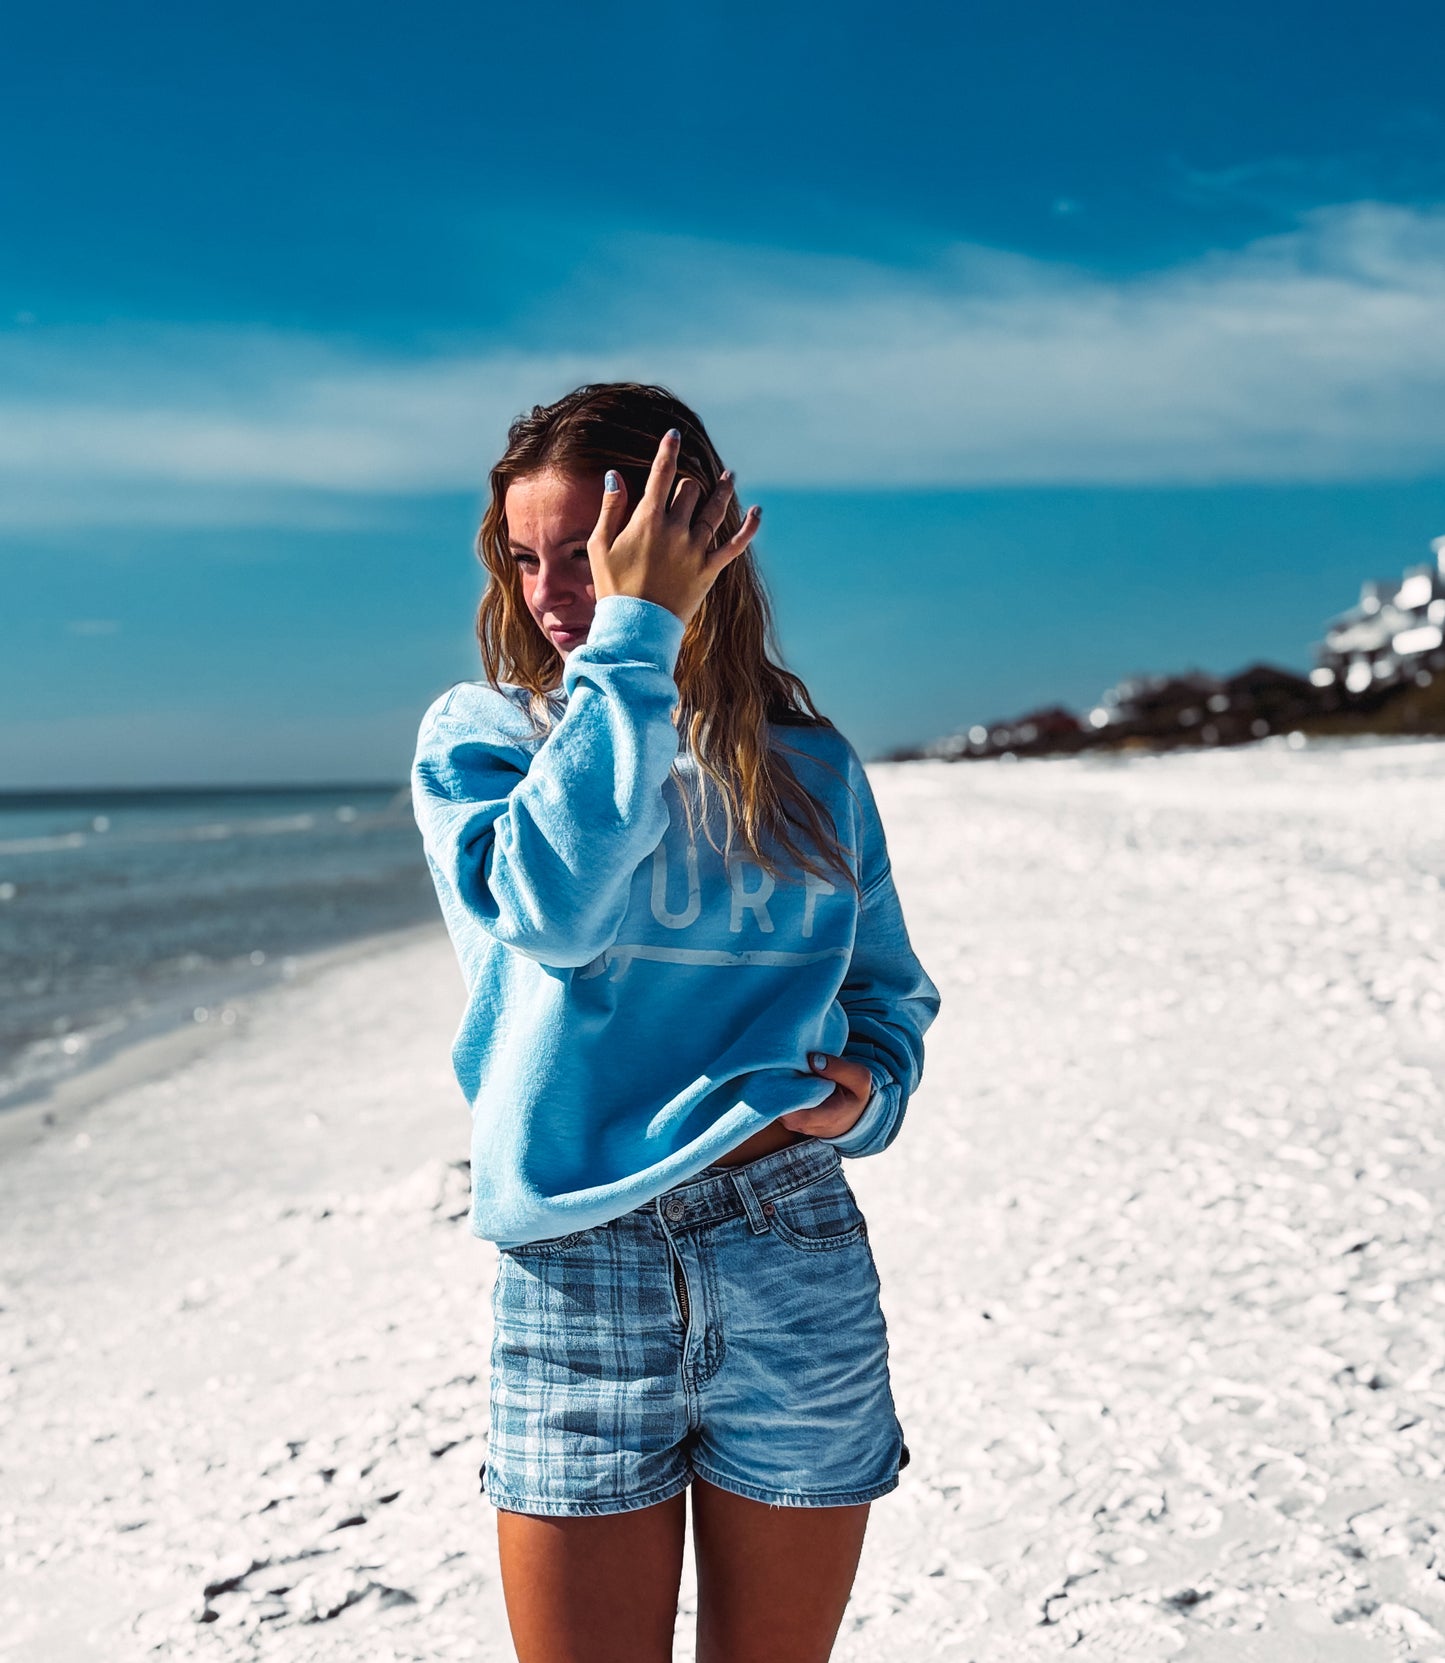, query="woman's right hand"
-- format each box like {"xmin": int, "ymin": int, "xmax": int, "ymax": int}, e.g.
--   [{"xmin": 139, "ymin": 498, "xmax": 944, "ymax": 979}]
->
[{"xmin": 587, "ymin": 429, "xmax": 761, "ymax": 627}]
